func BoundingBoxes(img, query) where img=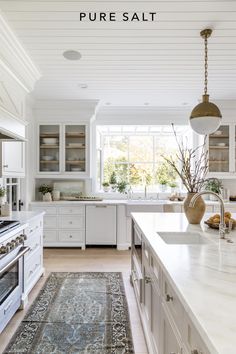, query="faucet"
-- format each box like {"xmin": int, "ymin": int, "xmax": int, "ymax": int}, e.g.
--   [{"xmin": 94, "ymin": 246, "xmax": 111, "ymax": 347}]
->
[
  {"xmin": 144, "ymin": 185, "xmax": 147, "ymax": 199},
  {"xmin": 189, "ymin": 191, "xmax": 227, "ymax": 239}
]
